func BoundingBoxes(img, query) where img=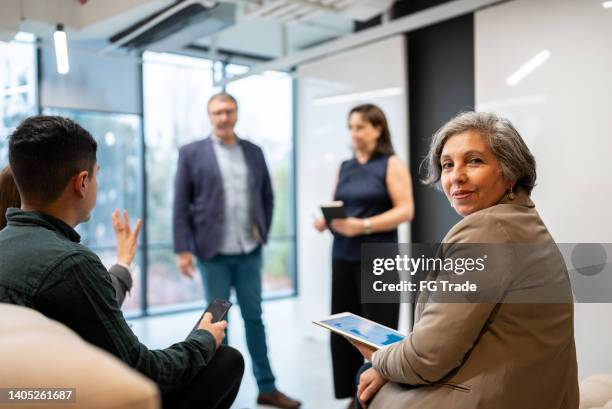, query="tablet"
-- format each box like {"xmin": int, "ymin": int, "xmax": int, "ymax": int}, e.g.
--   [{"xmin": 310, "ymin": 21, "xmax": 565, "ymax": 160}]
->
[
  {"xmin": 313, "ymin": 312, "xmax": 405, "ymax": 349},
  {"xmin": 320, "ymin": 201, "xmax": 347, "ymax": 224}
]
